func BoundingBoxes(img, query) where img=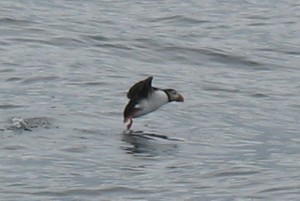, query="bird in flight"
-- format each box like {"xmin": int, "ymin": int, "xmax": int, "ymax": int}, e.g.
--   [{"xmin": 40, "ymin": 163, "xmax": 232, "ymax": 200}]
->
[{"xmin": 123, "ymin": 76, "xmax": 184, "ymax": 130}]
